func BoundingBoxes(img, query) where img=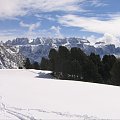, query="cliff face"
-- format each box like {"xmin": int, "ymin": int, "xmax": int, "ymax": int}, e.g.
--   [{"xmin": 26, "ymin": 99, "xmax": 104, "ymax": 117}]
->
[{"xmin": 0, "ymin": 44, "xmax": 24, "ymax": 69}]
